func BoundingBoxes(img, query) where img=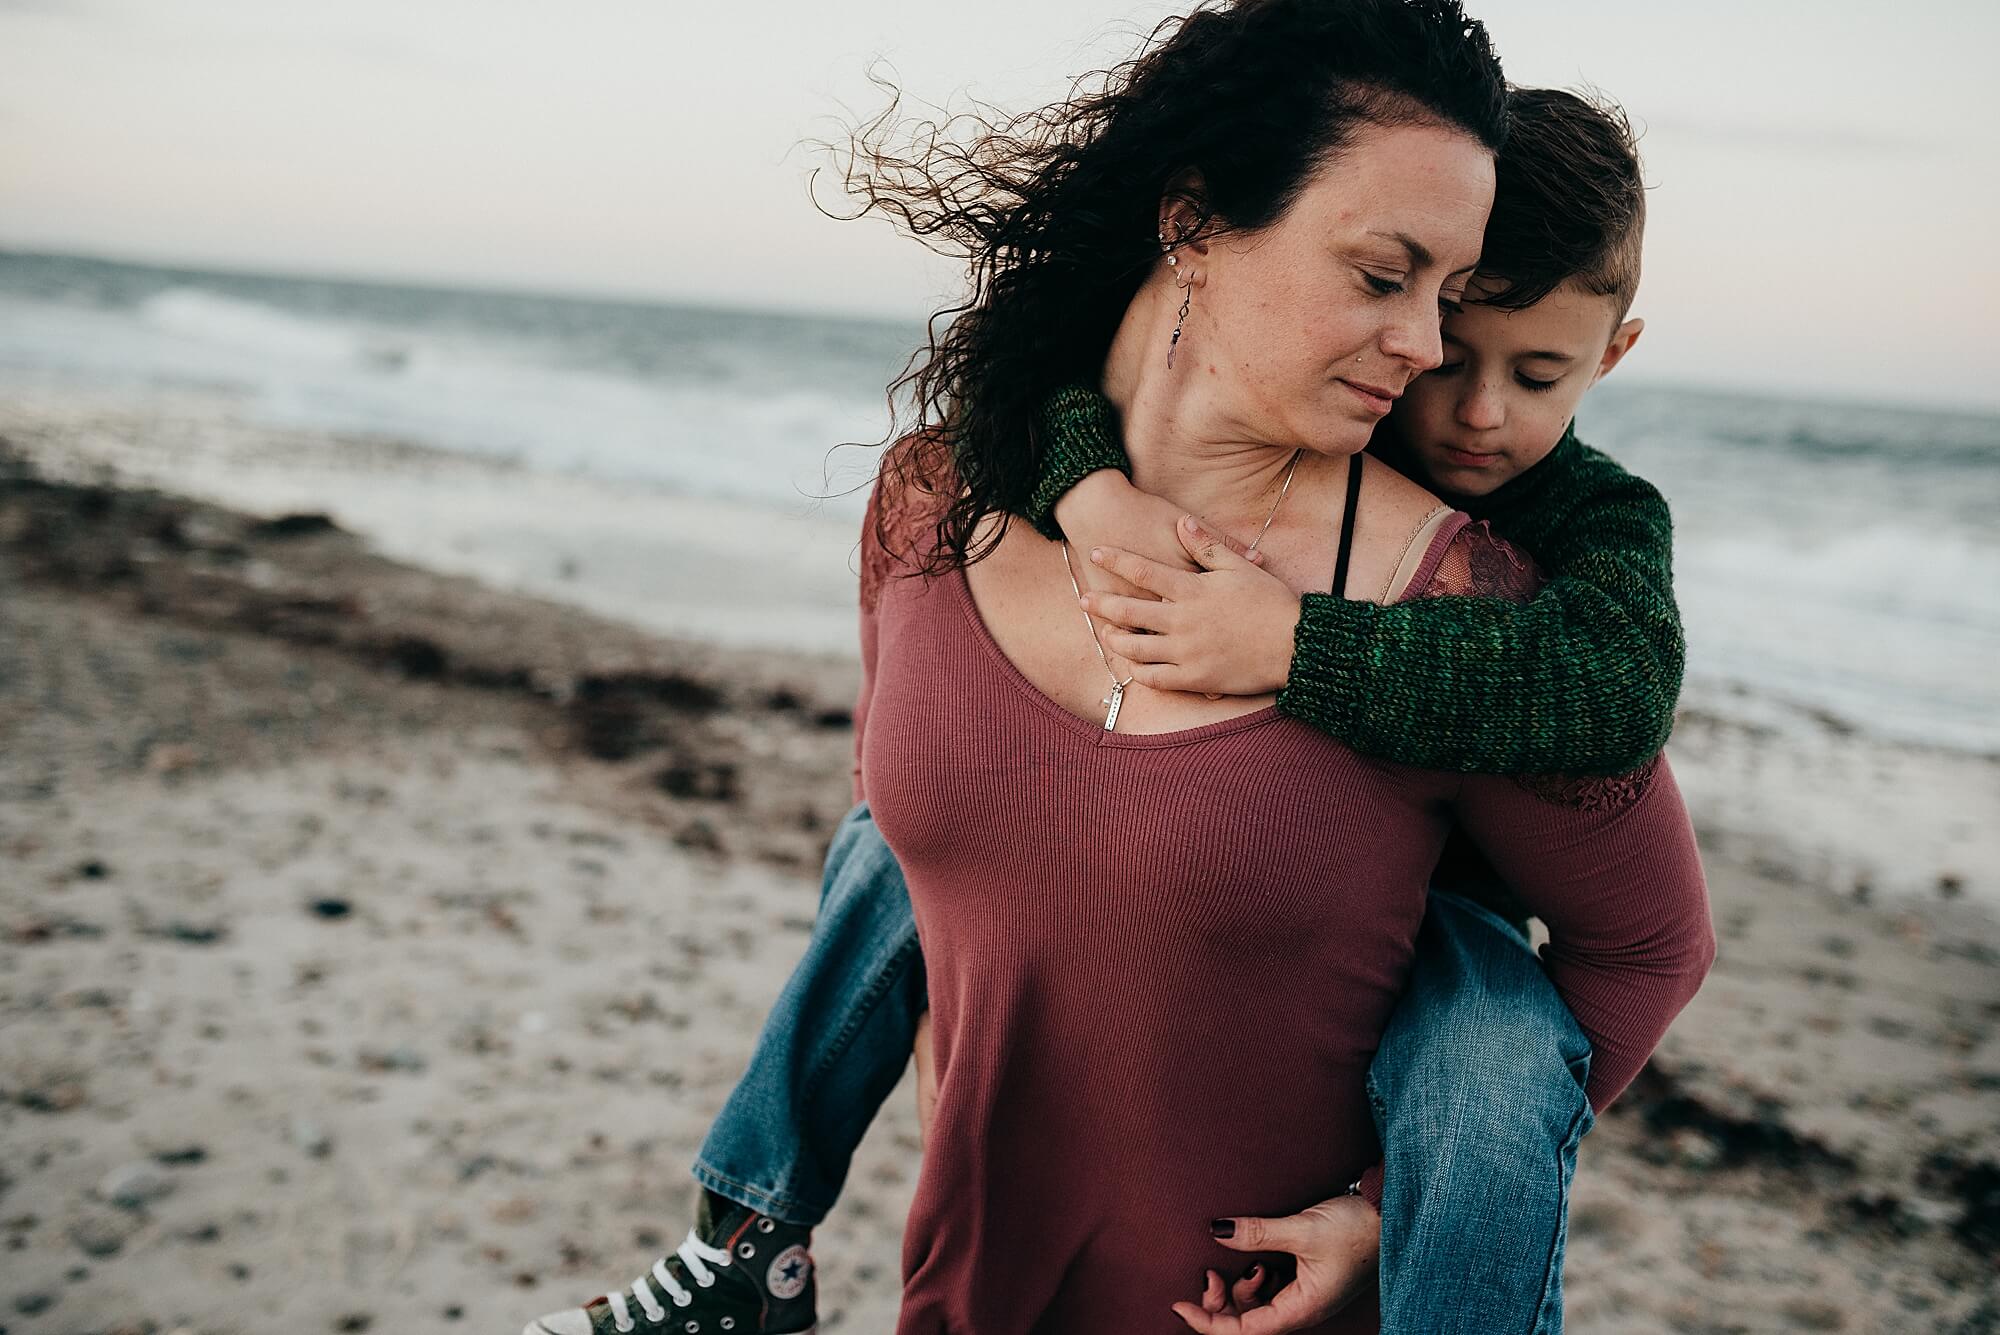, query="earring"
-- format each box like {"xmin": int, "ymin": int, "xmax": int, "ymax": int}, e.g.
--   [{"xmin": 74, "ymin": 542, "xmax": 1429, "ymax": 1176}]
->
[
  {"xmin": 1166, "ymin": 280, "xmax": 1192, "ymax": 370},
  {"xmin": 1161, "ymin": 226, "xmax": 1191, "ymax": 369}
]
